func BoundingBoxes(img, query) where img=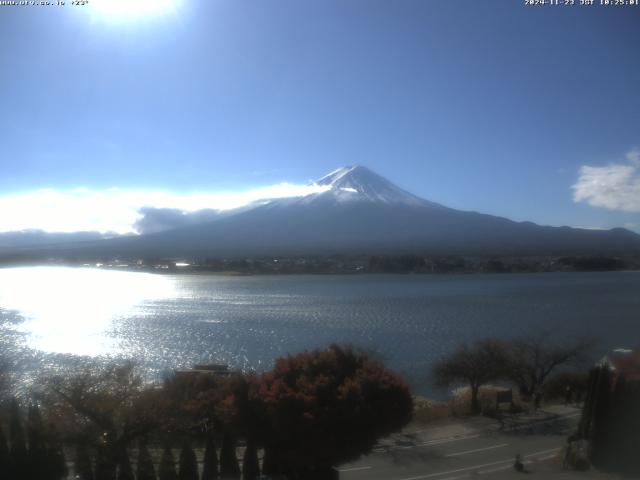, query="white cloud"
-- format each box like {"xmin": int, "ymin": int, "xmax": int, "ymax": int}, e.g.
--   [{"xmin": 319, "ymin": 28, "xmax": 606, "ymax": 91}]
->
[
  {"xmin": 133, "ymin": 207, "xmax": 221, "ymax": 234},
  {"xmin": 626, "ymin": 147, "xmax": 640, "ymax": 166},
  {"xmin": 0, "ymin": 182, "xmax": 330, "ymax": 234},
  {"xmin": 572, "ymin": 148, "xmax": 640, "ymax": 213}
]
